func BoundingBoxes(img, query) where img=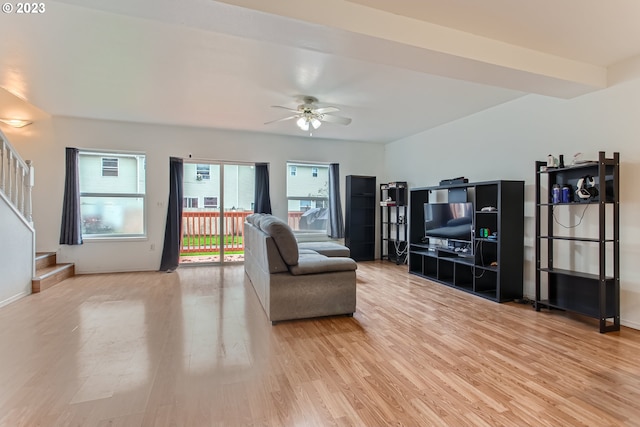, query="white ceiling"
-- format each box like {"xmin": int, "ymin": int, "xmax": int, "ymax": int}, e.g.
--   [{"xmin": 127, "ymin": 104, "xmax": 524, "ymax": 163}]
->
[{"xmin": 1, "ymin": 0, "xmax": 639, "ymax": 143}]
